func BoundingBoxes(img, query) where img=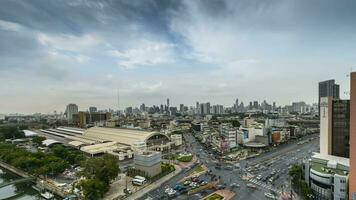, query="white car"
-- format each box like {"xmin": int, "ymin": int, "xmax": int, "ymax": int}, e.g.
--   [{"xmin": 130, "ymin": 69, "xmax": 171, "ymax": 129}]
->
[
  {"xmin": 167, "ymin": 189, "xmax": 177, "ymax": 196},
  {"xmin": 264, "ymin": 192, "xmax": 276, "ymax": 199}
]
